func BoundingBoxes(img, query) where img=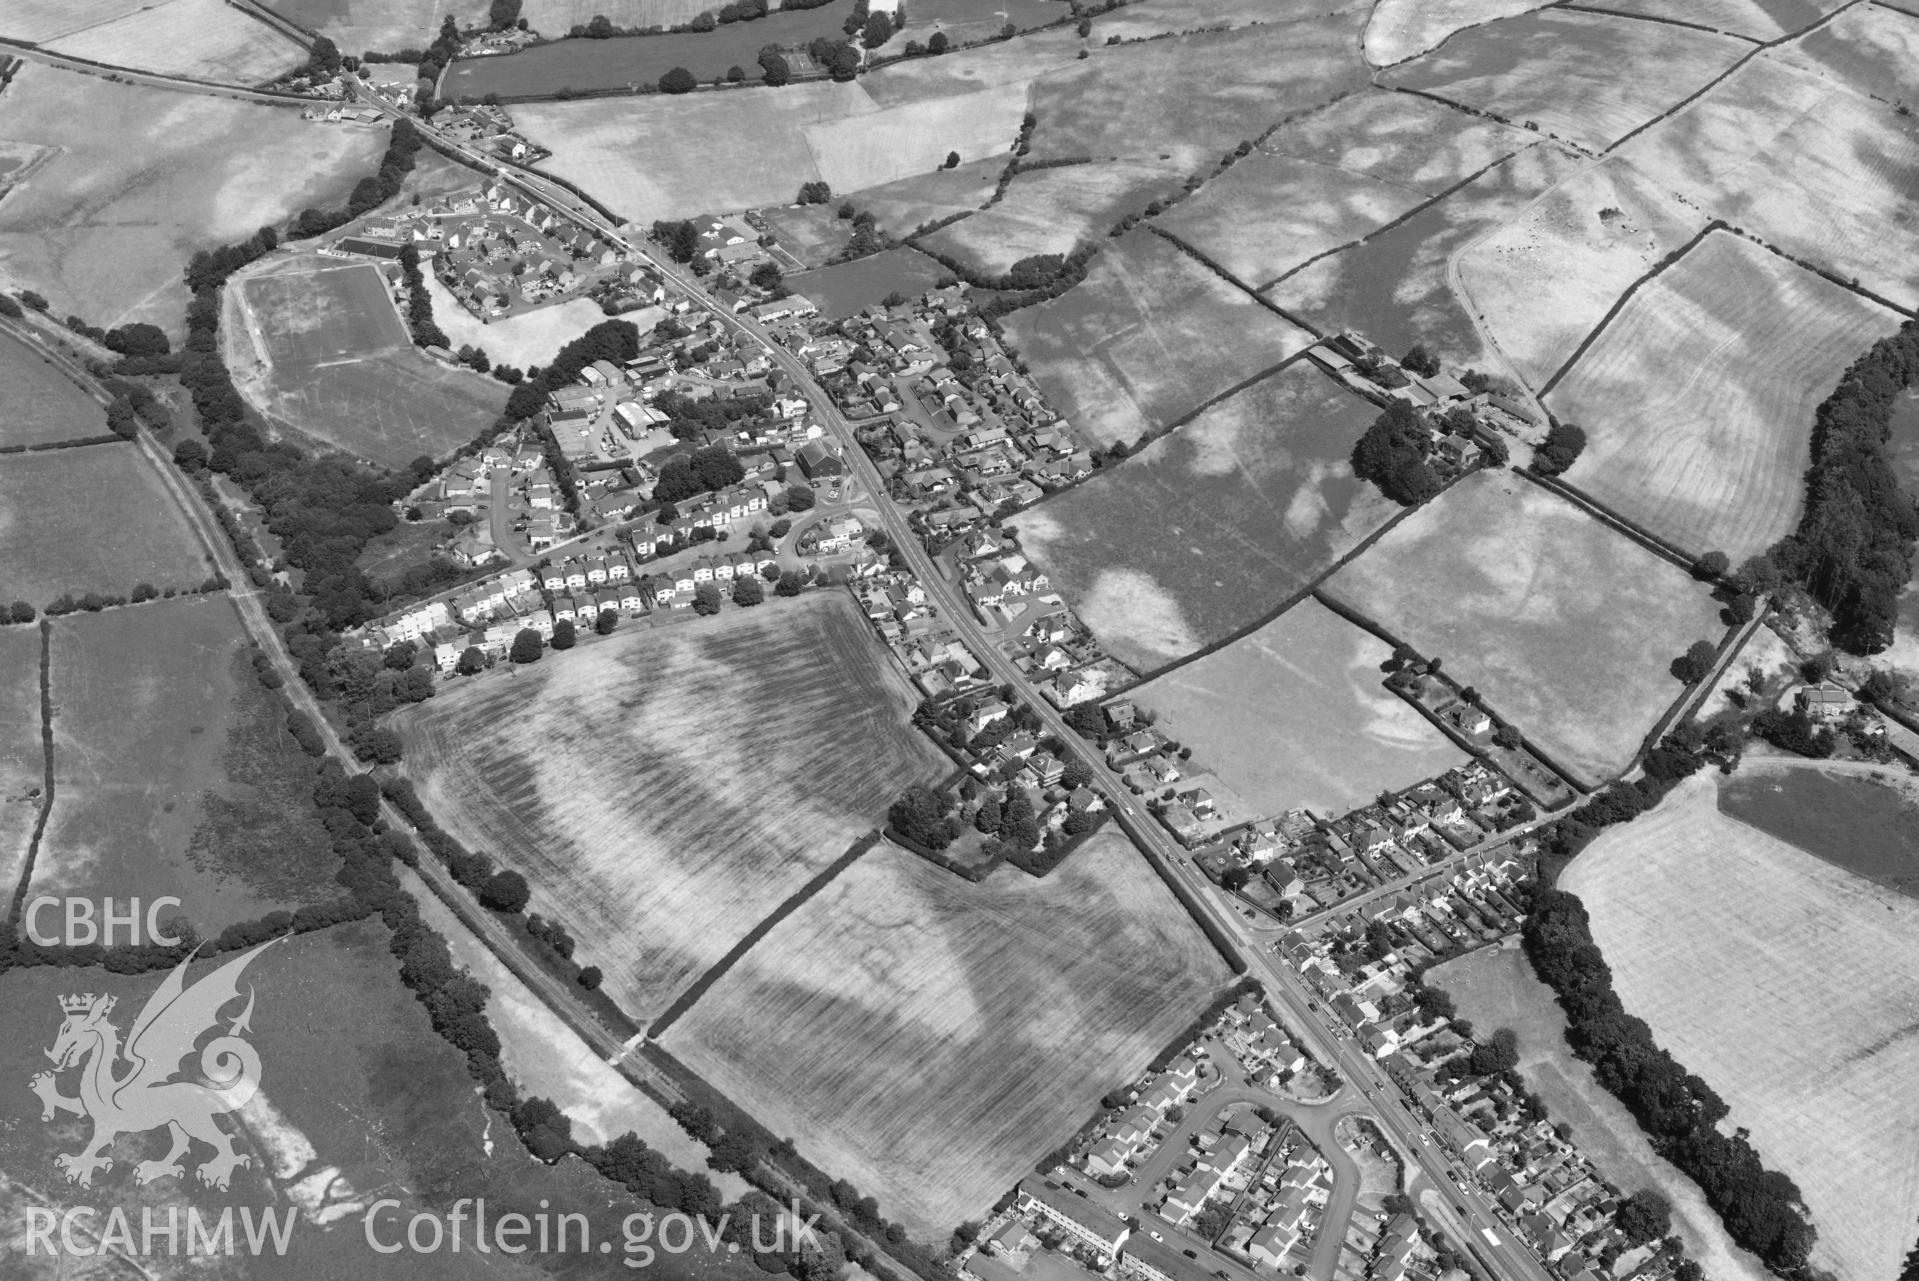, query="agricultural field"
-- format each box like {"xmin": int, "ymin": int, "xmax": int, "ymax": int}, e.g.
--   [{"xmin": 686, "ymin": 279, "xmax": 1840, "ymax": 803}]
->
[
  {"xmin": 662, "ymin": 834, "xmax": 1231, "ymax": 1236},
  {"xmin": 1545, "ymin": 231, "xmax": 1903, "ymax": 560},
  {"xmin": 1591, "ymin": 0, "xmax": 1844, "ymax": 41},
  {"xmin": 1128, "ymin": 599, "xmax": 1469, "ymax": 817},
  {"xmin": 1014, "ymin": 361, "xmax": 1394, "ymax": 668},
  {"xmin": 859, "ymin": 25, "xmax": 1085, "ymax": 106},
  {"xmin": 1002, "ymin": 229, "xmax": 1314, "ymax": 450},
  {"xmin": 0, "ymin": 625, "xmax": 43, "ymax": 909},
  {"xmin": 921, "ymin": 160, "xmax": 1178, "ymax": 276},
  {"xmin": 0, "ymin": 331, "xmax": 108, "ymax": 448},
  {"xmin": 1158, "ymin": 92, "xmax": 1535, "ymax": 289},
  {"xmin": 396, "ymin": 594, "xmax": 949, "ymax": 1022},
  {"xmin": 263, "ymin": 0, "xmax": 490, "ymax": 54},
  {"xmin": 843, "ymin": 158, "xmax": 1003, "ymax": 237},
  {"xmin": 1457, "ymin": 158, "xmax": 1705, "ymax": 389},
  {"xmin": 896, "ymin": 0, "xmax": 1069, "ymax": 46},
  {"xmin": 1720, "ymin": 762, "xmax": 1919, "ymax": 901},
  {"xmin": 0, "ymin": 445, "xmax": 211, "ymax": 606},
  {"xmin": 523, "ymin": 0, "xmax": 724, "ymax": 30},
  {"xmin": 225, "ymin": 257, "xmax": 507, "ymax": 467},
  {"xmin": 0, "ymin": 0, "xmax": 147, "ymax": 43},
  {"xmin": 0, "ymin": 64, "xmax": 386, "ymax": 331},
  {"xmin": 1770, "ymin": 3, "xmax": 1919, "ymax": 104},
  {"xmin": 1563, "ymin": 772, "xmax": 1919, "ymax": 1281},
  {"xmin": 1321, "ymin": 470, "xmax": 1723, "ymax": 786},
  {"xmin": 29, "ymin": 597, "xmax": 339, "ymax": 940},
  {"xmin": 43, "ymin": 0, "xmax": 305, "ymax": 84},
  {"xmin": 1431, "ymin": 946, "xmax": 1777, "ymax": 1281},
  {"xmin": 786, "ymin": 246, "xmax": 952, "ymax": 319},
  {"xmin": 1362, "ymin": 0, "xmax": 1550, "ymax": 65},
  {"xmin": 1382, "ymin": 9, "xmax": 1749, "ymax": 153},
  {"xmin": 1087, "ymin": 0, "xmax": 1332, "ymax": 43},
  {"xmin": 1268, "ymin": 144, "xmax": 1582, "ymax": 375},
  {"xmin": 1614, "ymin": 56, "xmax": 1919, "ymax": 311},
  {"xmin": 803, "ymin": 84, "xmax": 1029, "ymax": 193}
]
